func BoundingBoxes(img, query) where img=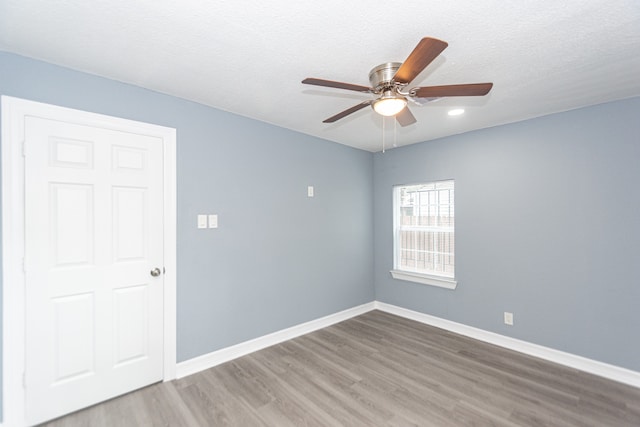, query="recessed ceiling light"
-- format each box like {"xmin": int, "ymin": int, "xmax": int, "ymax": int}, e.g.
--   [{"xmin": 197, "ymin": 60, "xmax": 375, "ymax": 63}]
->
[{"xmin": 448, "ymin": 108, "xmax": 465, "ymax": 116}]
